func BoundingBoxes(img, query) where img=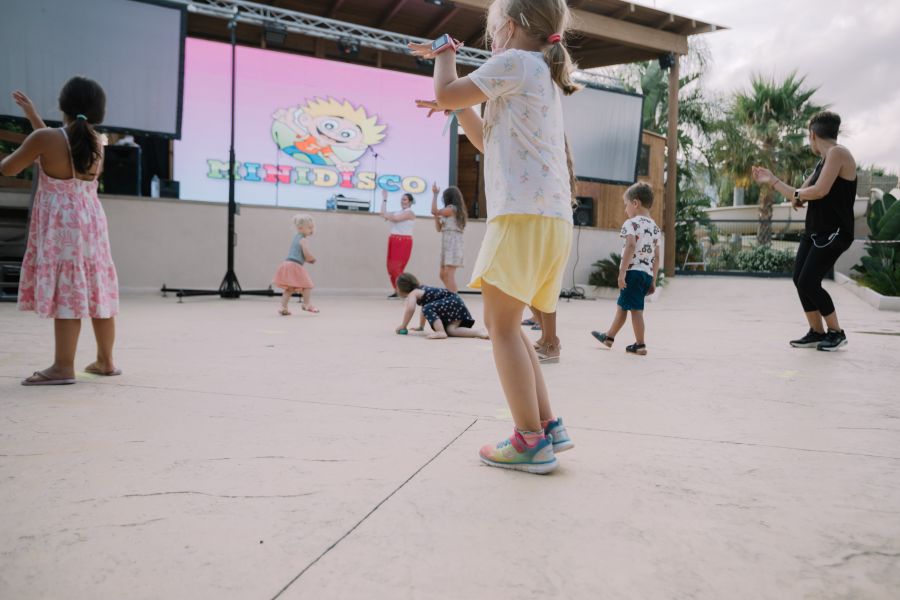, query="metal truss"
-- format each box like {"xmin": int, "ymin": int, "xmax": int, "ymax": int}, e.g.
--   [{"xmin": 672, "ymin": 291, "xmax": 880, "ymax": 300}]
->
[{"xmin": 169, "ymin": 0, "xmax": 624, "ymax": 88}]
